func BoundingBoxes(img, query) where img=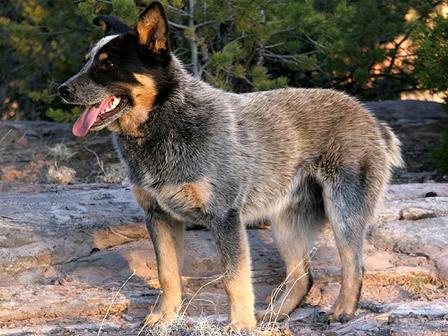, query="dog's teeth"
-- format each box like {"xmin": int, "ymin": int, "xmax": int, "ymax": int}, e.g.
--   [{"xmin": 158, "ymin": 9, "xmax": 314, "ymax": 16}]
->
[
  {"xmin": 99, "ymin": 97, "xmax": 121, "ymax": 115},
  {"xmin": 111, "ymin": 97, "xmax": 120, "ymax": 108}
]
